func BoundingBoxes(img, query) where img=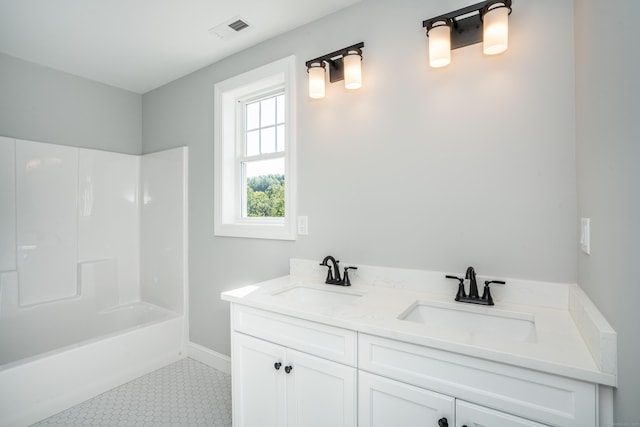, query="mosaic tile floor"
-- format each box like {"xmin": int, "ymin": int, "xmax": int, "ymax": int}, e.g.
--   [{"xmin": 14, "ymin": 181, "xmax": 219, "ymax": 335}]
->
[{"xmin": 32, "ymin": 358, "xmax": 232, "ymax": 426}]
